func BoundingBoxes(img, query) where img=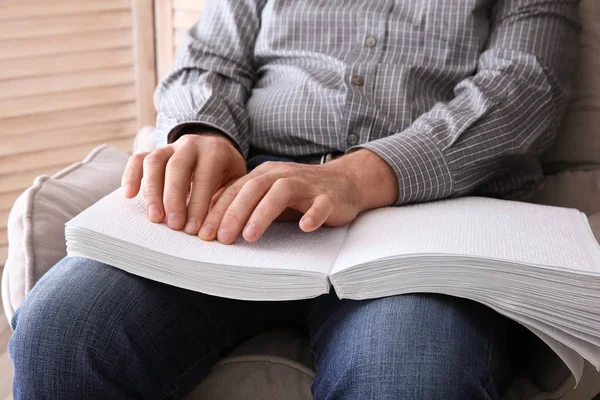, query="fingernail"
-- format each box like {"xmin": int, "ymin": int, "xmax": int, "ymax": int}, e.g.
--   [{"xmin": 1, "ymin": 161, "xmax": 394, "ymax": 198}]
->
[
  {"xmin": 218, "ymin": 228, "xmax": 233, "ymax": 244},
  {"xmin": 199, "ymin": 224, "xmax": 214, "ymax": 238},
  {"xmin": 148, "ymin": 204, "xmax": 162, "ymax": 221},
  {"xmin": 244, "ymin": 223, "xmax": 257, "ymax": 240},
  {"xmin": 167, "ymin": 213, "xmax": 184, "ymax": 229},
  {"xmin": 184, "ymin": 218, "xmax": 199, "ymax": 234}
]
